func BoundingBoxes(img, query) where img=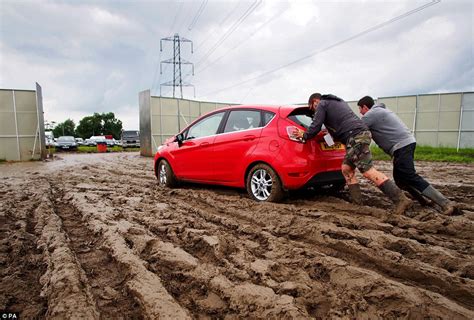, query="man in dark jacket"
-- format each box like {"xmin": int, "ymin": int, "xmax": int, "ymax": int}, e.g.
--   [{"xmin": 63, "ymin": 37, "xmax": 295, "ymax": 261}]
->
[
  {"xmin": 294, "ymin": 93, "xmax": 412, "ymax": 215},
  {"xmin": 358, "ymin": 95, "xmax": 456, "ymax": 215}
]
